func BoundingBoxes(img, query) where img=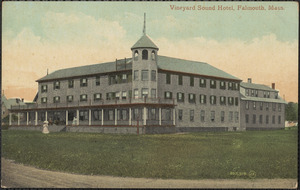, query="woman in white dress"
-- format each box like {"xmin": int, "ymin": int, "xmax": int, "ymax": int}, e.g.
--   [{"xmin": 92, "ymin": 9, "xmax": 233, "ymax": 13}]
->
[{"xmin": 42, "ymin": 121, "xmax": 49, "ymax": 134}]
